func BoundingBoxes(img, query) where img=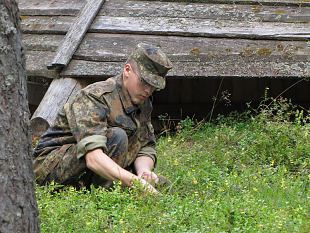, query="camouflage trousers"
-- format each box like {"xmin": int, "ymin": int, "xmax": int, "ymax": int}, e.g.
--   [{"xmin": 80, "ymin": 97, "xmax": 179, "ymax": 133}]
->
[{"xmin": 34, "ymin": 127, "xmax": 132, "ymax": 188}]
